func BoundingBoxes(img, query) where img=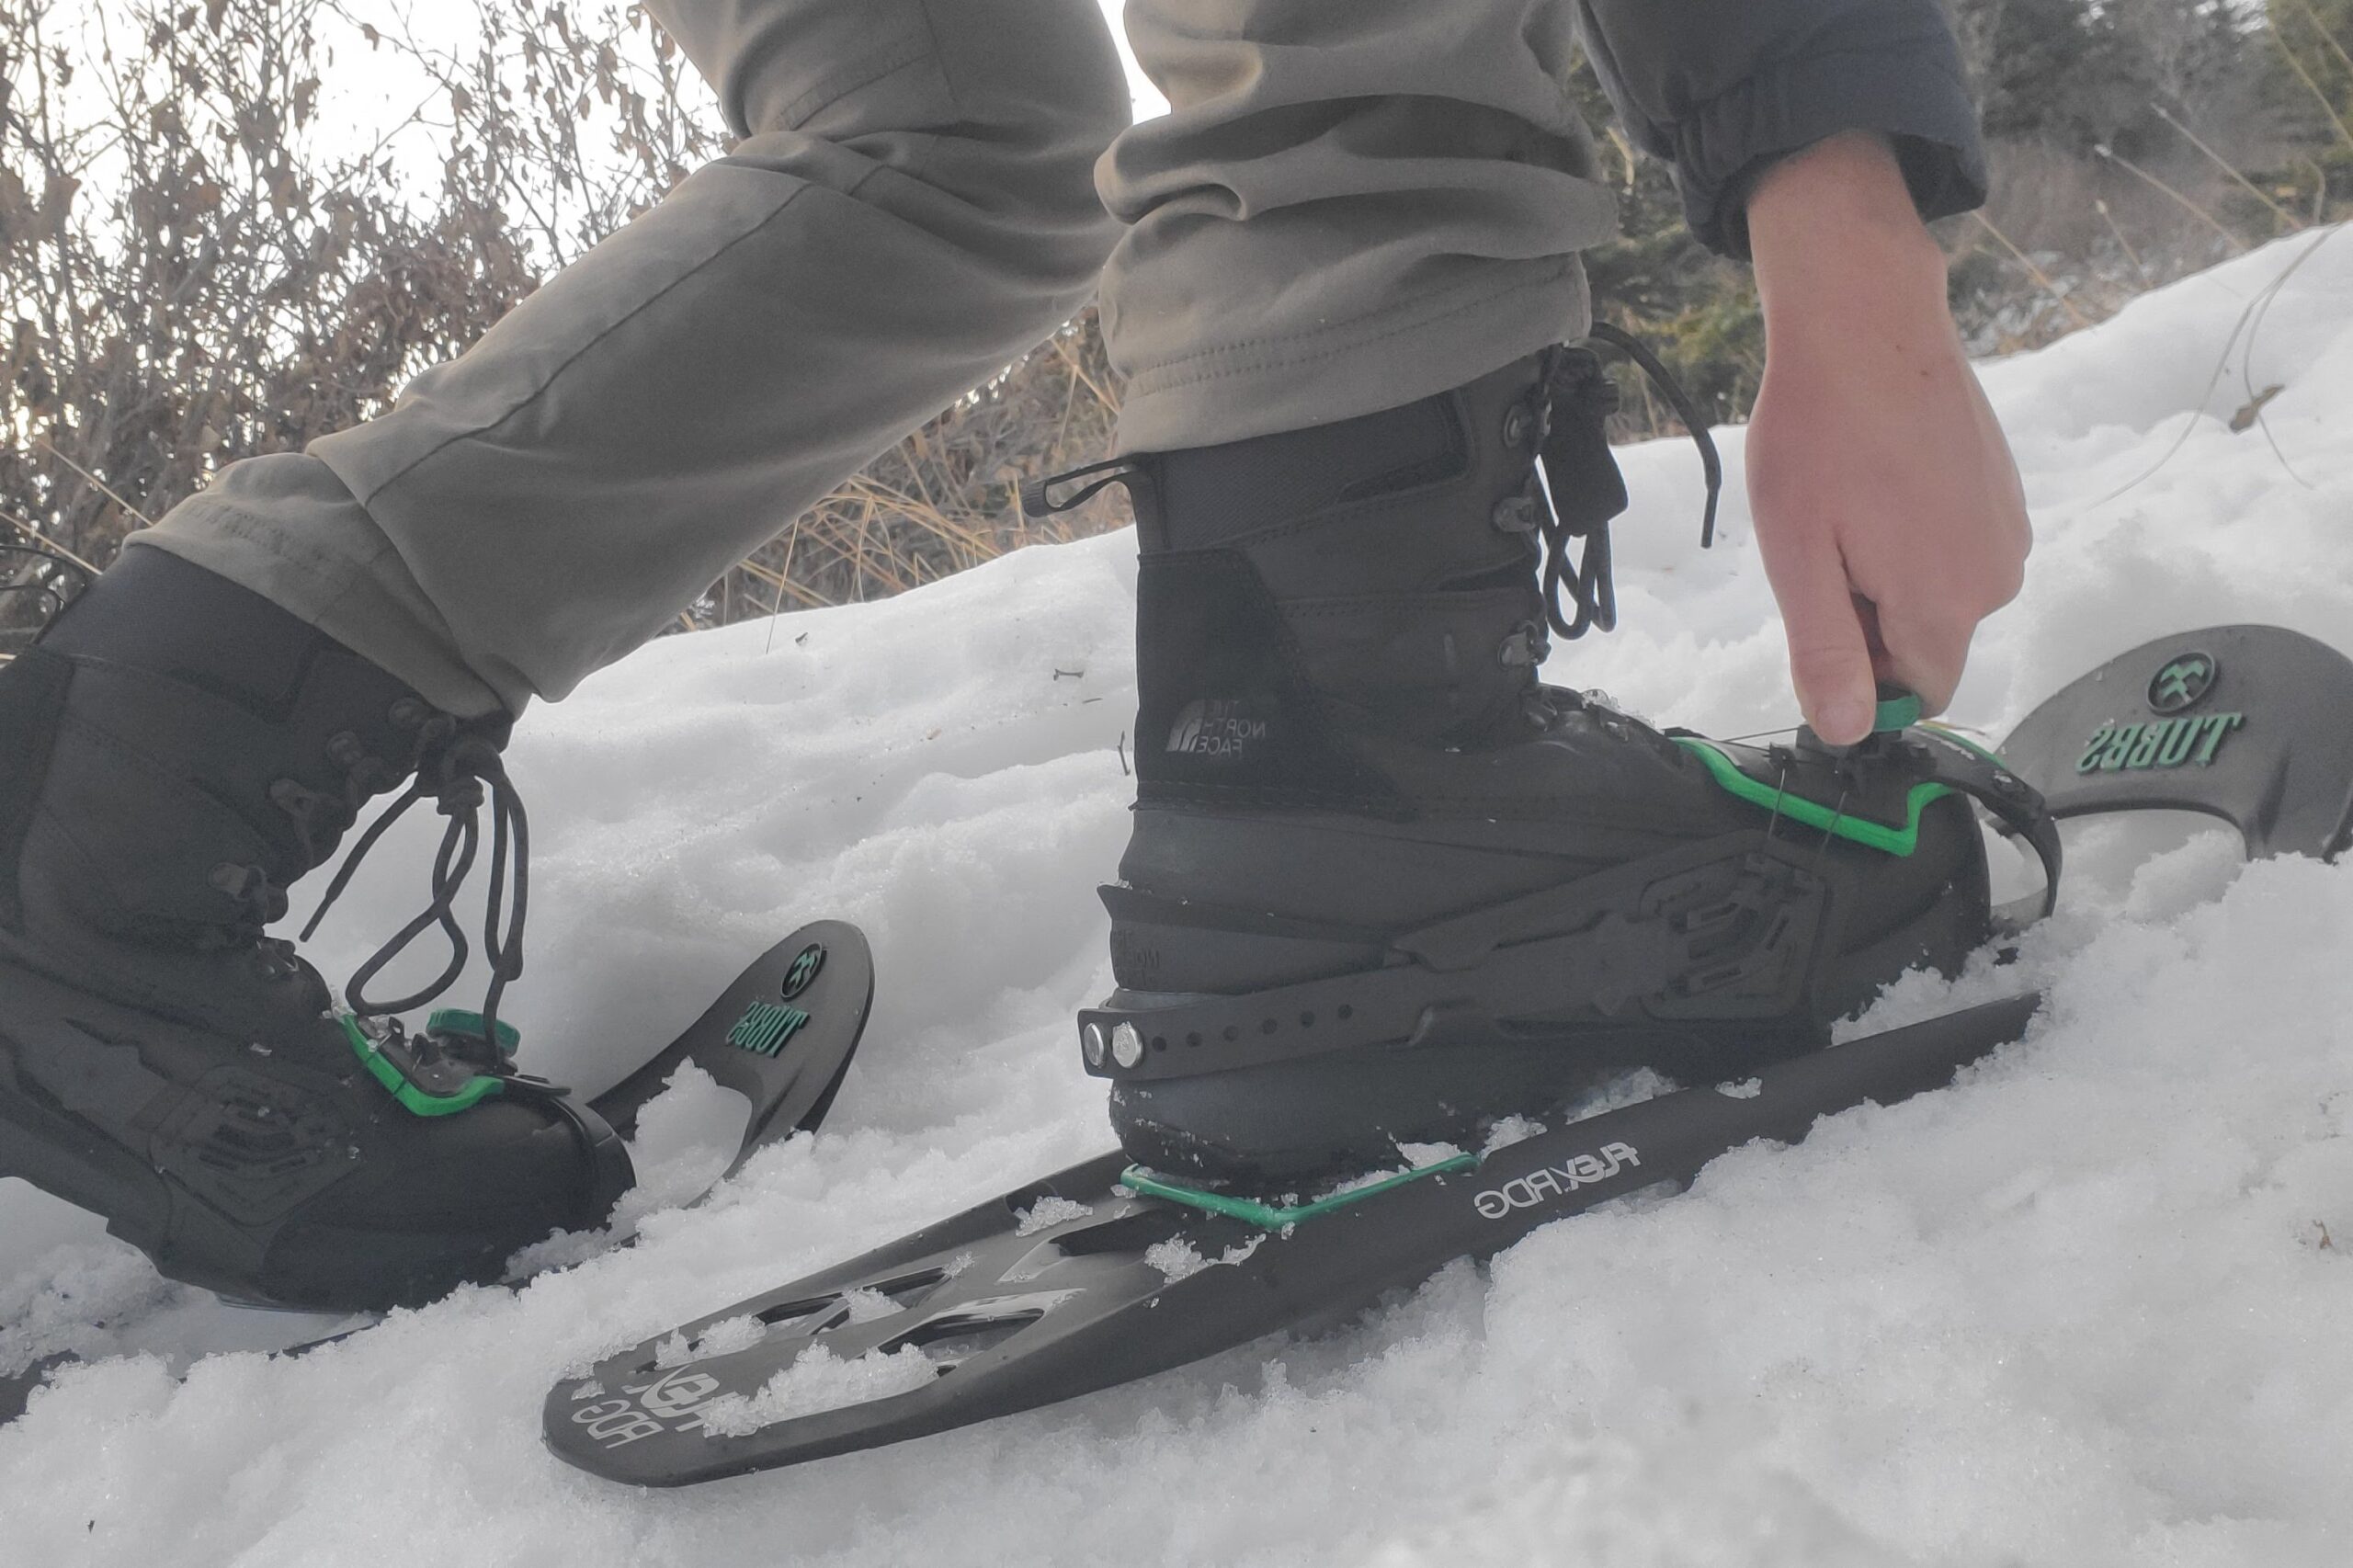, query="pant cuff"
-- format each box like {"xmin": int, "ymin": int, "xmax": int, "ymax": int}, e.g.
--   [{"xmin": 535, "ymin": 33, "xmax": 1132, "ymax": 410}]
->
[
  {"xmin": 1113, "ymin": 262, "xmax": 1590, "ymax": 454},
  {"xmin": 132, "ymin": 473, "xmax": 508, "ymax": 719}
]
